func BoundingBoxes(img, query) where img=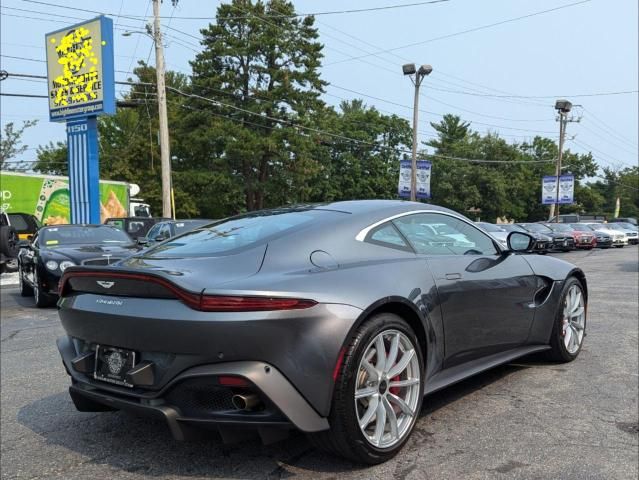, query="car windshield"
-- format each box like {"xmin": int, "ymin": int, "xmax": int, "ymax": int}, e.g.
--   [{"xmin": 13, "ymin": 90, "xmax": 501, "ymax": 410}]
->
[
  {"xmin": 607, "ymin": 224, "xmax": 626, "ymax": 231},
  {"xmin": 570, "ymin": 224, "xmax": 593, "ymax": 232},
  {"xmin": 546, "ymin": 223, "xmax": 573, "ymax": 232},
  {"xmin": 40, "ymin": 226, "xmax": 133, "ymax": 246},
  {"xmin": 499, "ymin": 224, "xmax": 526, "ymax": 232},
  {"xmin": 476, "ymin": 223, "xmax": 504, "ymax": 233},
  {"xmin": 616, "ymin": 222, "xmax": 636, "ymax": 230},
  {"xmin": 144, "ymin": 210, "xmax": 336, "ymax": 257},
  {"xmin": 519, "ymin": 223, "xmax": 550, "ymax": 233}
]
